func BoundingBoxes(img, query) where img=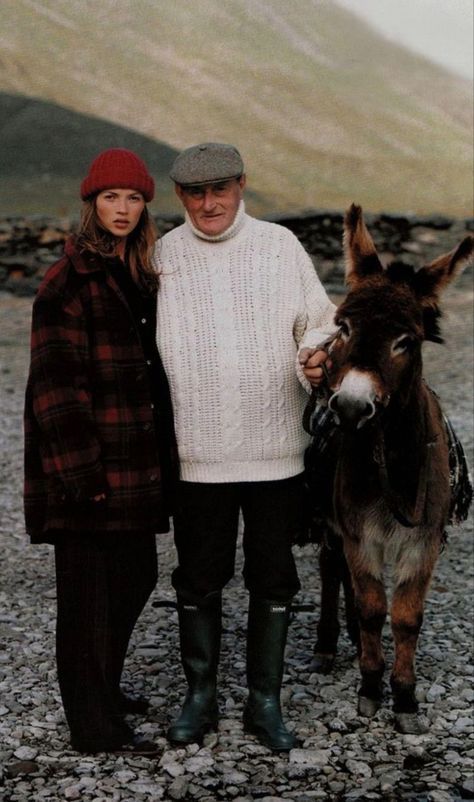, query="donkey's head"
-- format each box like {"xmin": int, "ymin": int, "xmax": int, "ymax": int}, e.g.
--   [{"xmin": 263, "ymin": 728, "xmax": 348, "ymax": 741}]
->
[{"xmin": 326, "ymin": 204, "xmax": 473, "ymax": 429}]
